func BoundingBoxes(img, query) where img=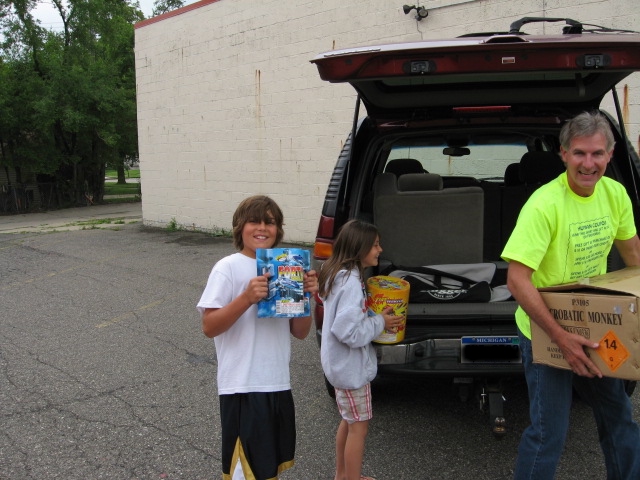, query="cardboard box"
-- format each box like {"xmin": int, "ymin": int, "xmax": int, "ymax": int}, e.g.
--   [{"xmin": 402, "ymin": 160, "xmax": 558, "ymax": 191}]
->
[{"xmin": 532, "ymin": 266, "xmax": 640, "ymax": 380}]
